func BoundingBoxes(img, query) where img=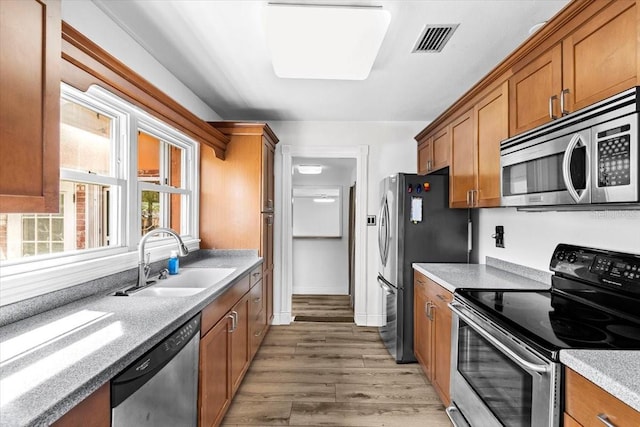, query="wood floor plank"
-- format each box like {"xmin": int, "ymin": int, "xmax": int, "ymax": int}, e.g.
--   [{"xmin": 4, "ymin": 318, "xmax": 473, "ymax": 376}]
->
[
  {"xmin": 234, "ymin": 382, "xmax": 336, "ymax": 402},
  {"xmin": 295, "ymin": 343, "xmax": 388, "ymax": 356},
  {"xmin": 335, "ymin": 383, "xmax": 442, "ymax": 404},
  {"xmin": 251, "ymin": 353, "xmax": 366, "ymax": 369},
  {"xmin": 221, "ymin": 401, "xmax": 292, "ymax": 426},
  {"xmin": 289, "ymin": 402, "xmax": 452, "ymax": 427},
  {"xmin": 362, "ymin": 354, "xmax": 405, "ymax": 368},
  {"xmin": 243, "ymin": 366, "xmax": 429, "ymax": 385}
]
